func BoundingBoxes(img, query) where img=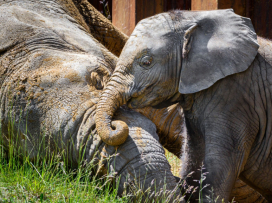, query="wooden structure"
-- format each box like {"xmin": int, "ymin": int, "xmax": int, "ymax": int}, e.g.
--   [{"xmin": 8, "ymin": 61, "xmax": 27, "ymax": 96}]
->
[
  {"xmin": 89, "ymin": 0, "xmax": 272, "ymax": 38},
  {"xmin": 111, "ymin": 0, "xmax": 190, "ymax": 35}
]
